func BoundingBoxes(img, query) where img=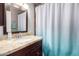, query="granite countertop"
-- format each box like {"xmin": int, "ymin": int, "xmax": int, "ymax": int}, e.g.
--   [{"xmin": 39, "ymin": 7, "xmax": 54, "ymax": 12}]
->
[{"xmin": 0, "ymin": 35, "xmax": 42, "ymax": 56}]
